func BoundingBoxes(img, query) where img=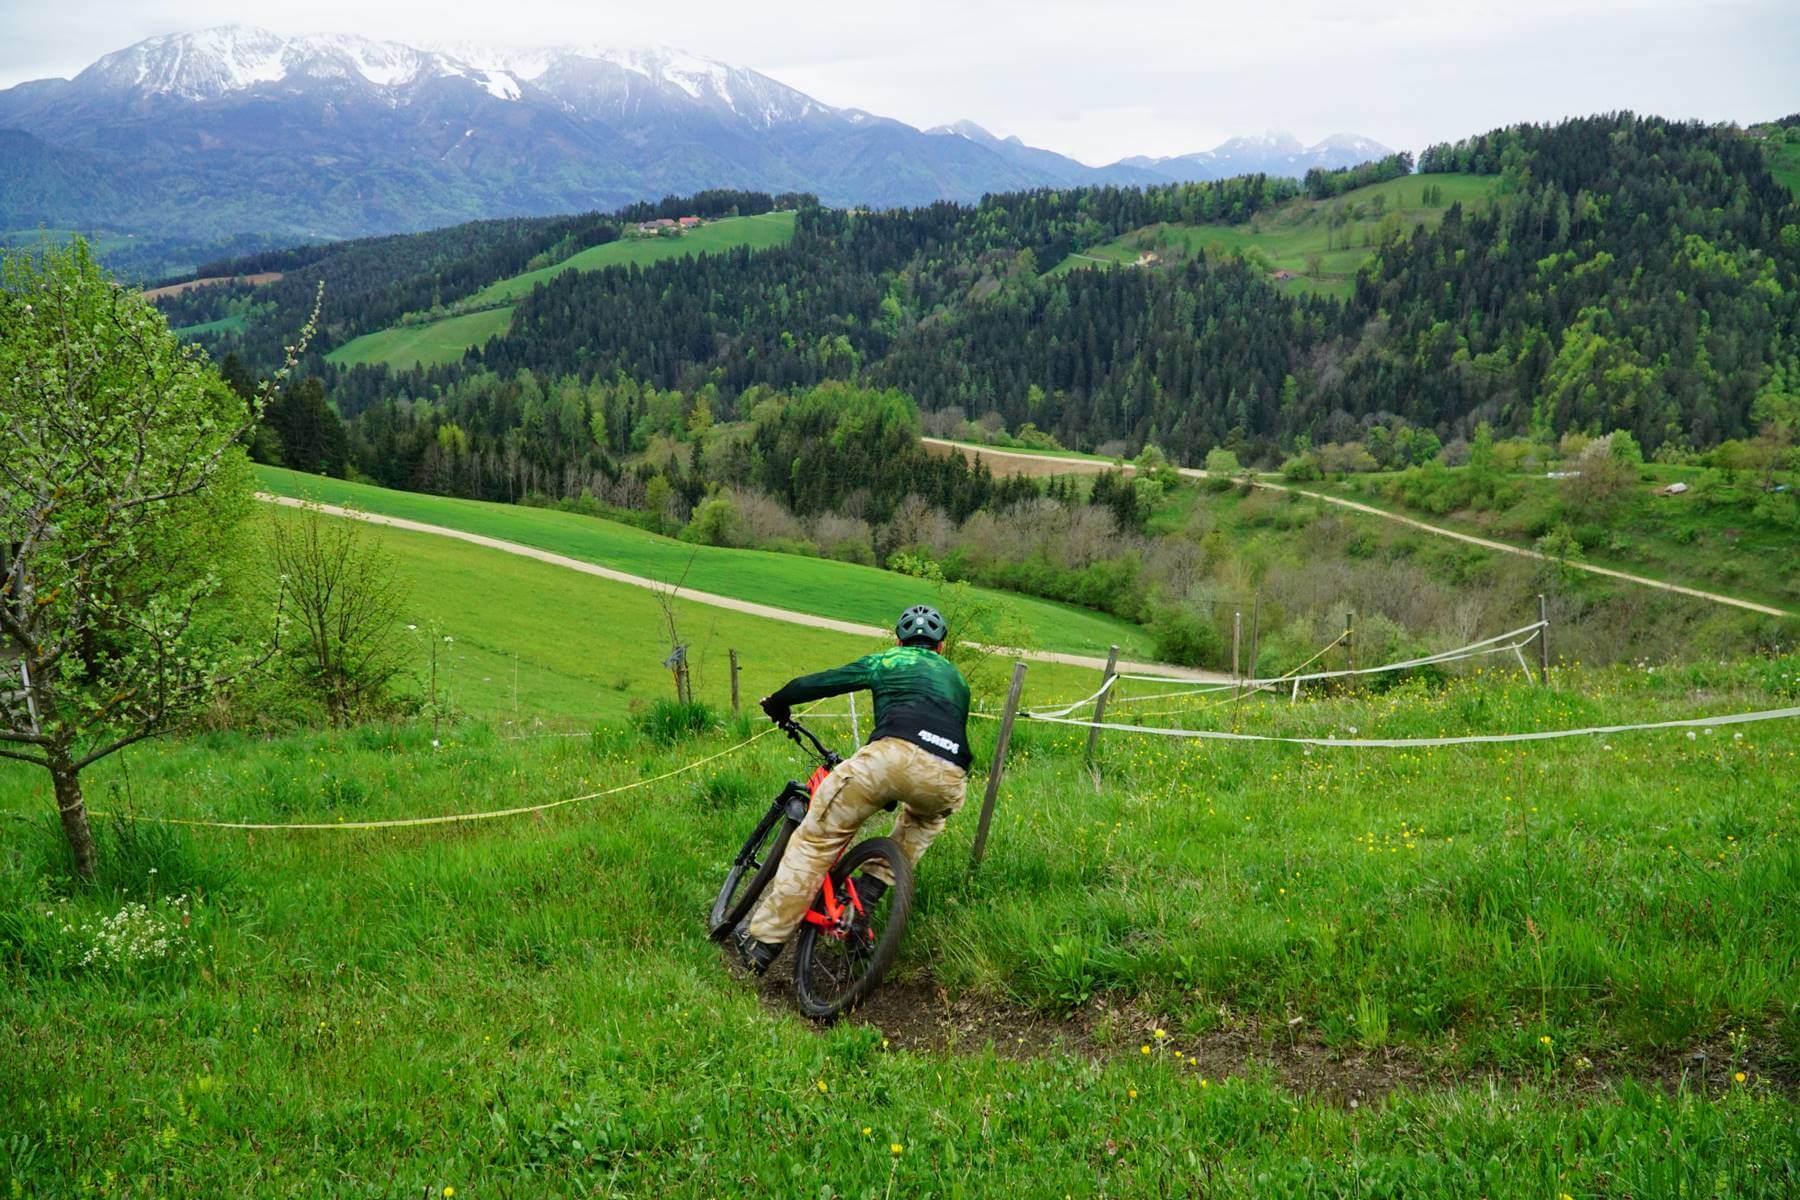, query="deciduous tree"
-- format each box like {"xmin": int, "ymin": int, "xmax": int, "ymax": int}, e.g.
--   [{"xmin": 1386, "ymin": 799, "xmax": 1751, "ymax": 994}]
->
[{"xmin": 0, "ymin": 241, "xmax": 315, "ymax": 876}]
